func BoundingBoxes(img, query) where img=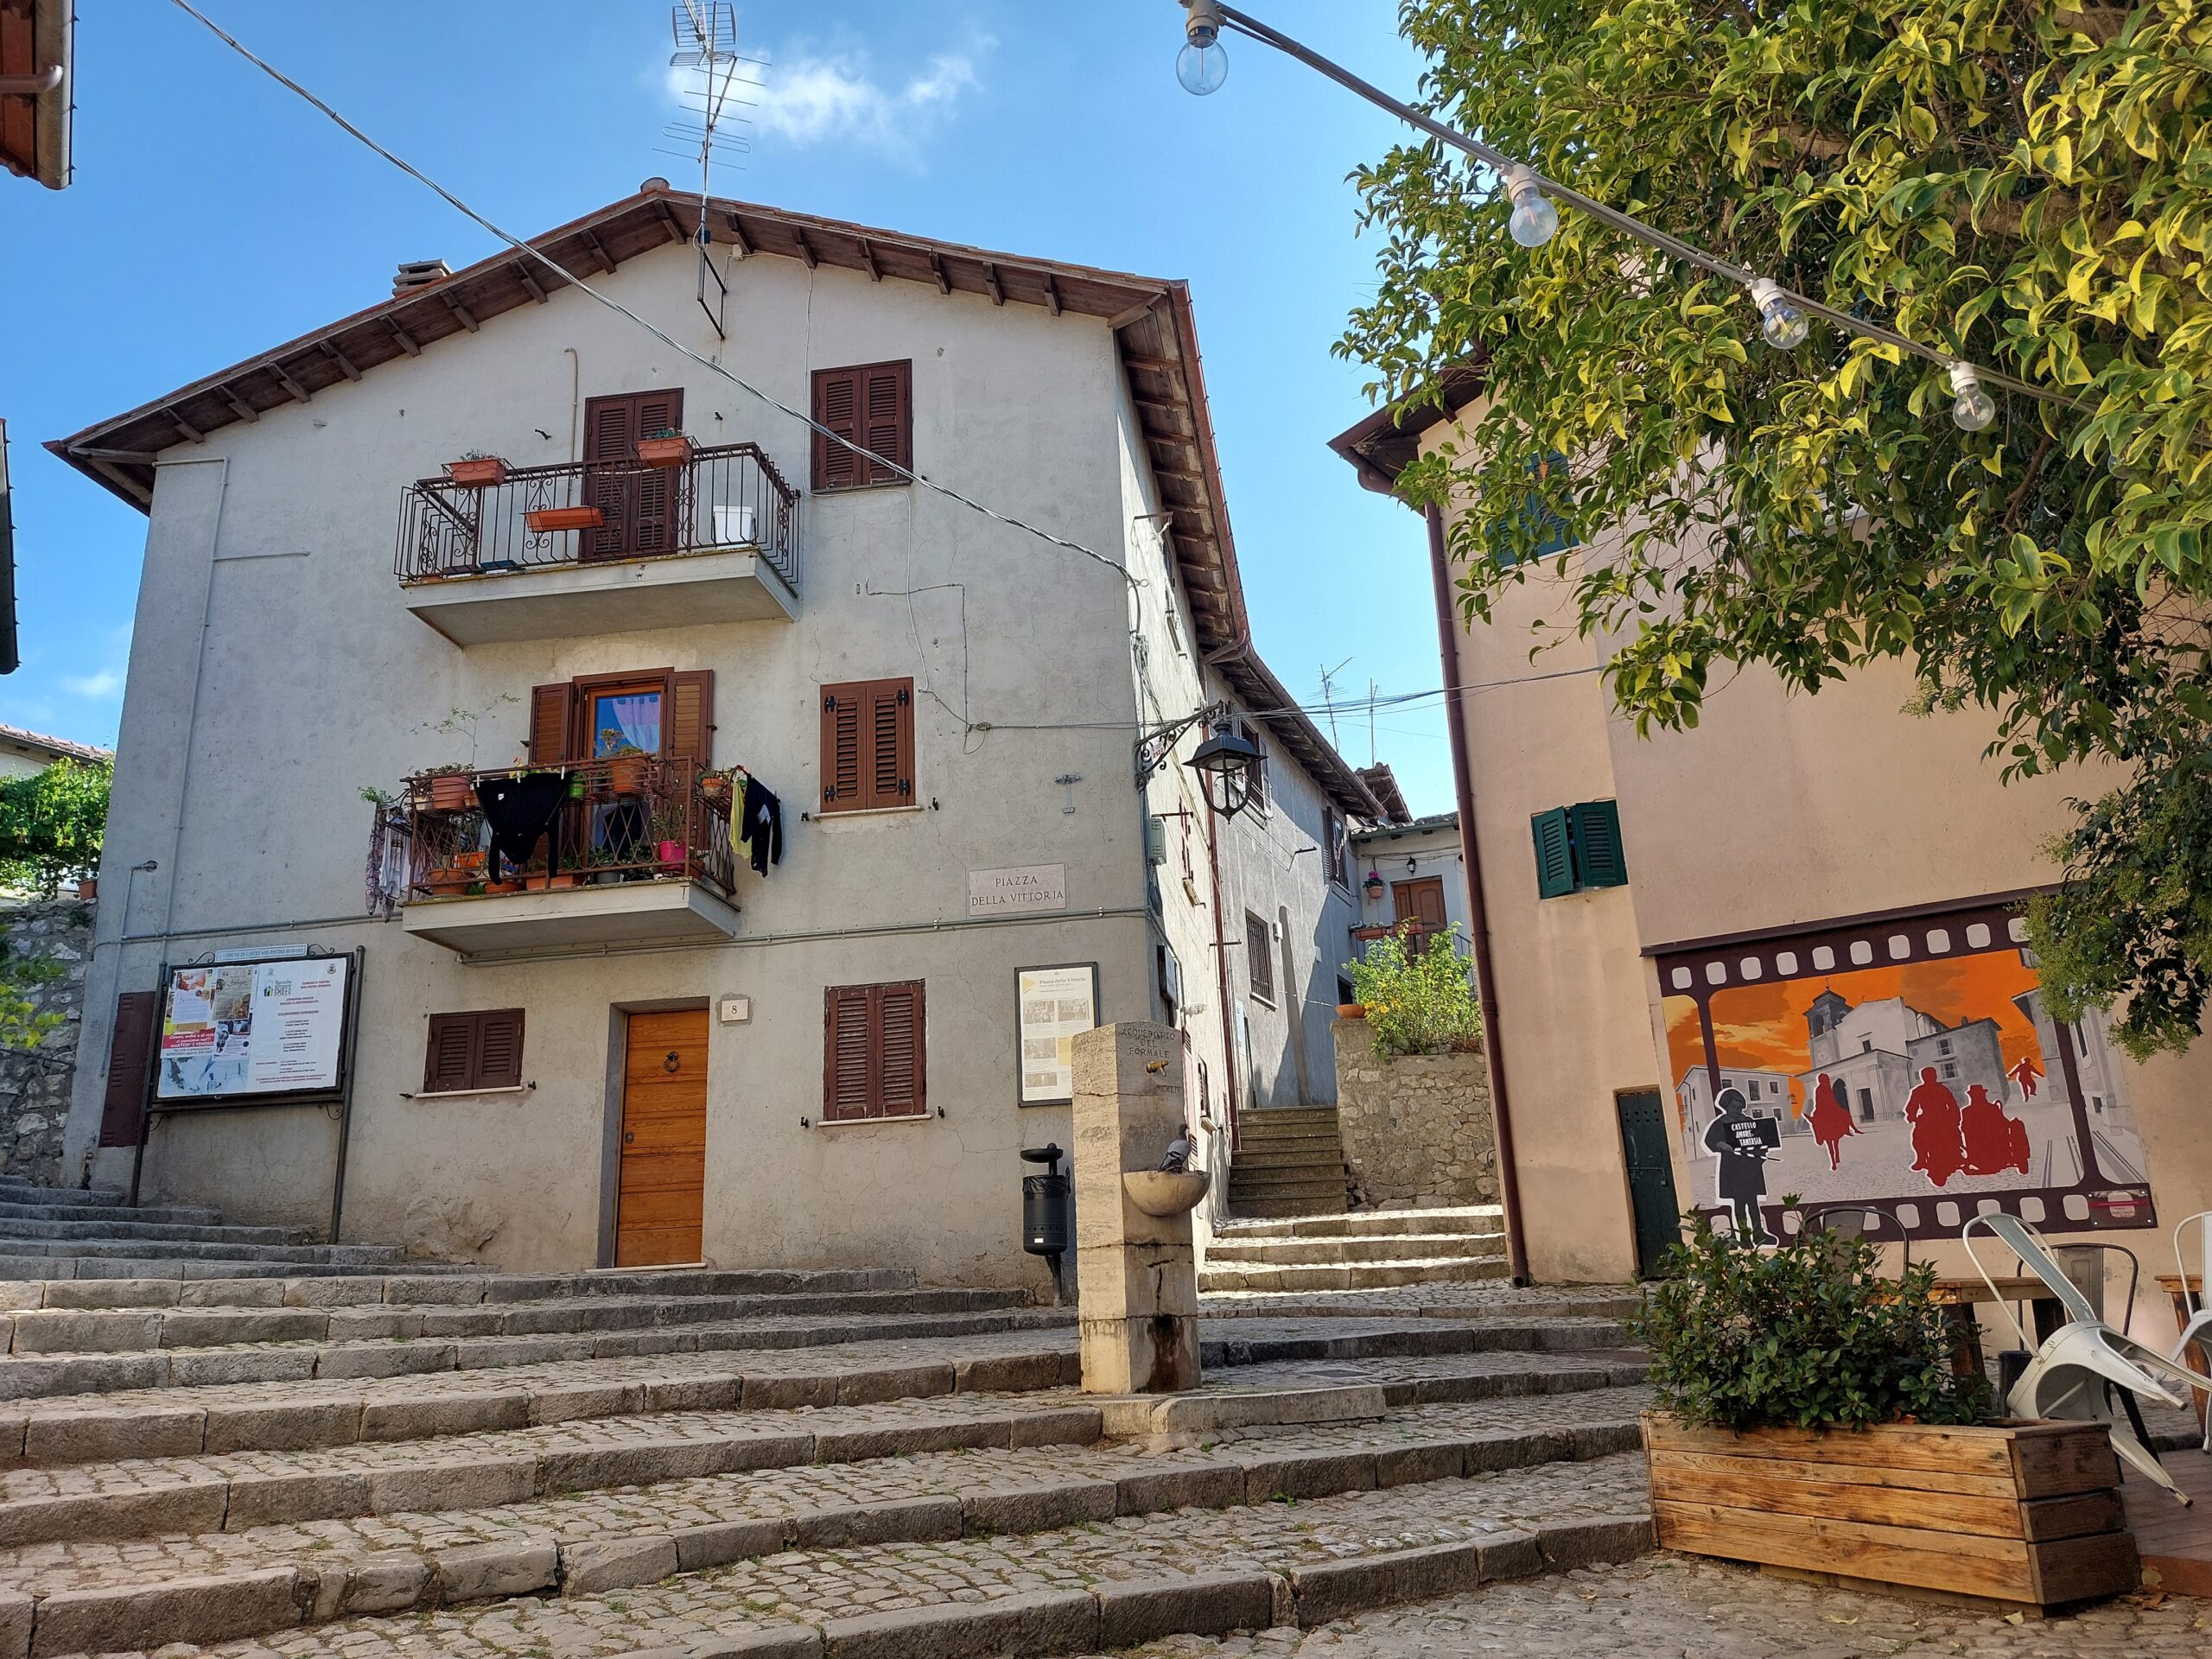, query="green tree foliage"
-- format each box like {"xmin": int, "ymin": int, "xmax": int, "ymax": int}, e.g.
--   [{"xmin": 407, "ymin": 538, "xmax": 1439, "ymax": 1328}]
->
[
  {"xmin": 1345, "ymin": 927, "xmax": 1484, "ymax": 1057},
  {"xmin": 1339, "ymin": 3, "xmax": 2212, "ymax": 1054},
  {"xmin": 1629, "ymin": 1211, "xmax": 1991, "ymax": 1430},
  {"xmin": 0, "ymin": 759, "xmax": 110, "ymax": 894},
  {"xmin": 0, "ymin": 949, "xmax": 66, "ymax": 1052}
]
